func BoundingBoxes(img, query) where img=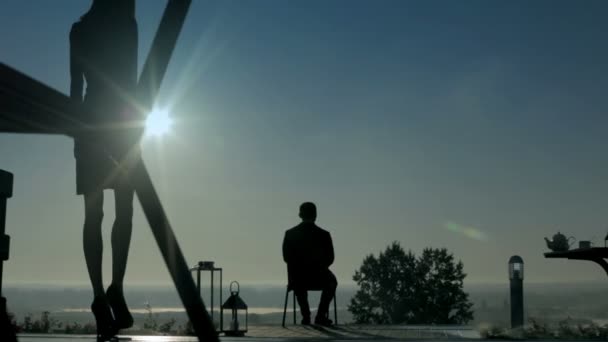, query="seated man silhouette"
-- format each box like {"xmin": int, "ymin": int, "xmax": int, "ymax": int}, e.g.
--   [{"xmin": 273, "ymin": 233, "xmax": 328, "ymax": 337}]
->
[{"xmin": 282, "ymin": 202, "xmax": 337, "ymax": 326}]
